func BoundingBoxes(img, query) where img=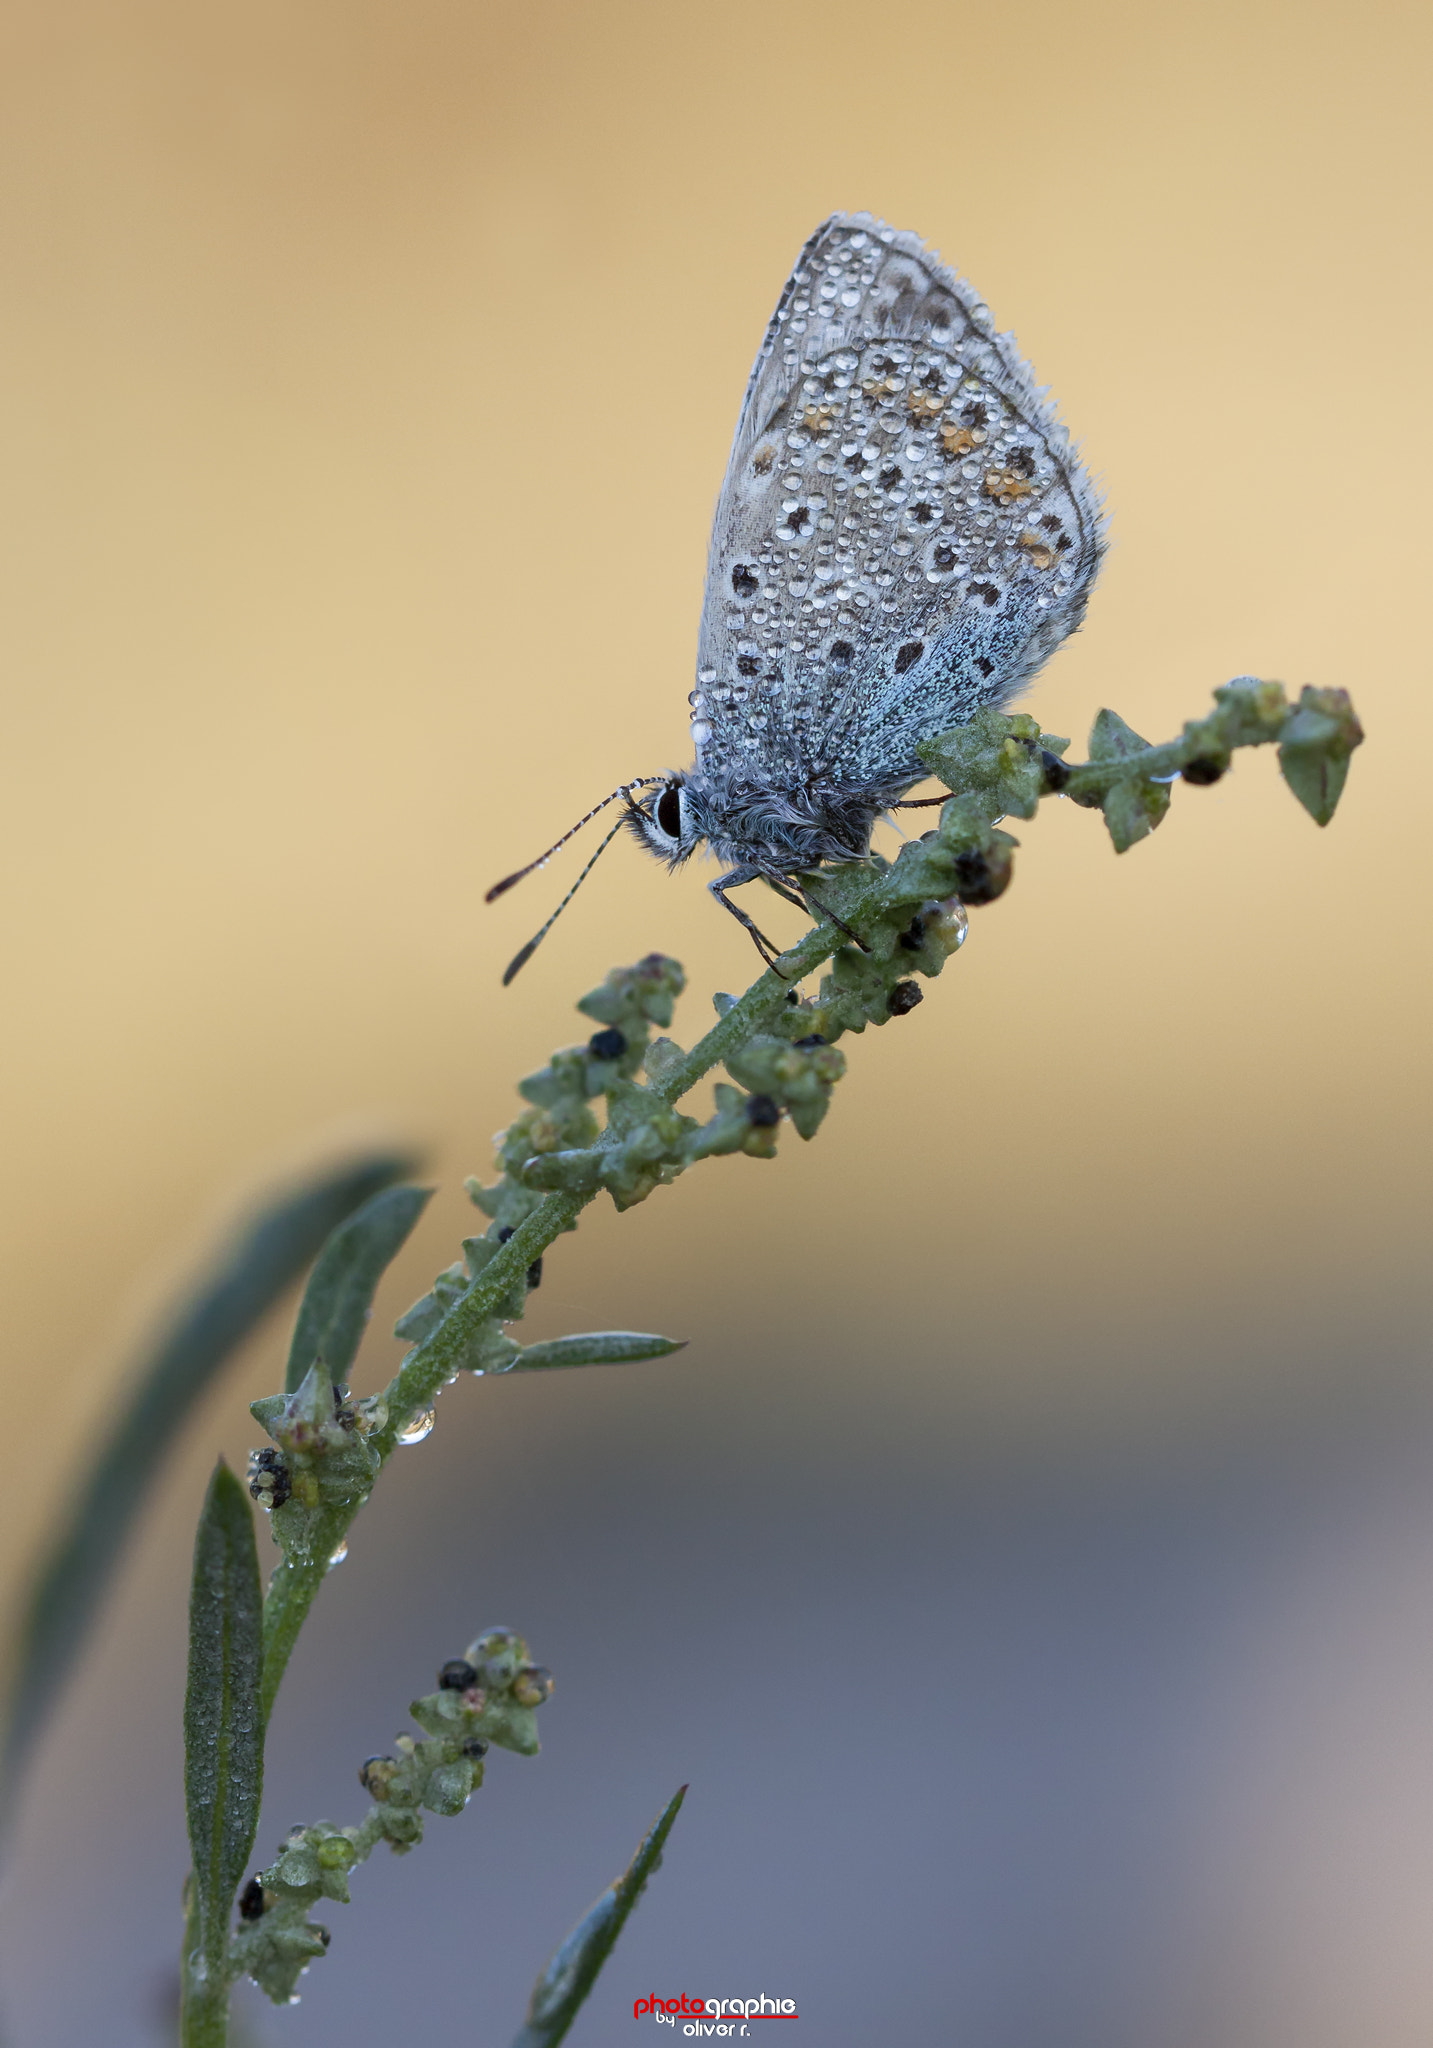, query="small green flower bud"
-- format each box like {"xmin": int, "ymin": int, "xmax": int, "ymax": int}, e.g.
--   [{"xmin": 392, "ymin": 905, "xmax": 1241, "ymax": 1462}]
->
[
  {"xmin": 510, "ymin": 1664, "xmax": 555, "ymax": 1707},
  {"xmin": 359, "ymin": 1756, "xmax": 398, "ymax": 1802},
  {"xmin": 466, "ymin": 1629, "xmax": 523, "ymax": 1686},
  {"xmin": 247, "ymin": 1447, "xmax": 291, "ymax": 1512},
  {"xmin": 422, "ymin": 1762, "xmax": 473, "ymax": 1816},
  {"xmin": 741, "ymin": 1121, "xmax": 781, "ymax": 1159}
]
